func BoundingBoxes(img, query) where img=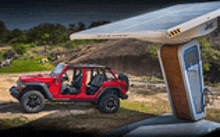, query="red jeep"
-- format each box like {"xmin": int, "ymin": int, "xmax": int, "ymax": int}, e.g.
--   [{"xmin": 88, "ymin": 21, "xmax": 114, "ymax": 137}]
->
[{"xmin": 10, "ymin": 63, "xmax": 129, "ymax": 113}]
